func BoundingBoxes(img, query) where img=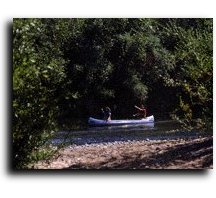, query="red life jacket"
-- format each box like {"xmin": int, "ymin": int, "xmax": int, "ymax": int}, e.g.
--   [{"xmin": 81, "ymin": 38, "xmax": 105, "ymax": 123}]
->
[{"xmin": 139, "ymin": 108, "xmax": 146, "ymax": 117}]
